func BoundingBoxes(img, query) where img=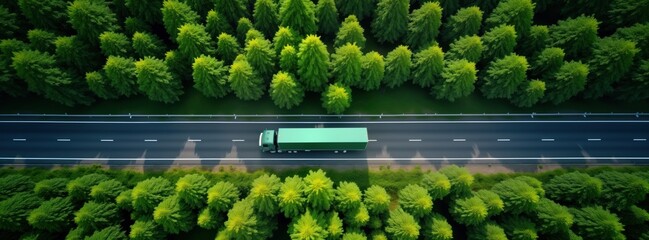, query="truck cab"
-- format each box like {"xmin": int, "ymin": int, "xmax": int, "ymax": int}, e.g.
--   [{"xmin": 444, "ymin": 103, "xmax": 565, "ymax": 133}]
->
[{"xmin": 259, "ymin": 130, "xmax": 277, "ymax": 152}]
